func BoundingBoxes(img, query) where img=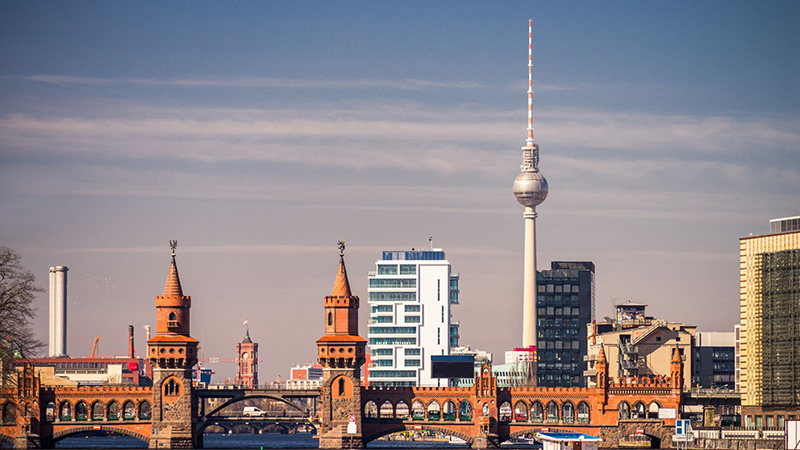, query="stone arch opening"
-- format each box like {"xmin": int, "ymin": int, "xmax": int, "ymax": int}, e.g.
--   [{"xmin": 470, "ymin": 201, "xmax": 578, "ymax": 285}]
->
[
  {"xmin": 426, "ymin": 400, "xmax": 440, "ymax": 421},
  {"xmin": 458, "ymin": 400, "xmax": 472, "ymax": 421},
  {"xmin": 75, "ymin": 401, "xmax": 88, "ymax": 421},
  {"xmin": 91, "ymin": 400, "xmax": 104, "ymax": 420},
  {"xmin": 59, "ymin": 401, "xmax": 72, "ymax": 421},
  {"xmin": 498, "ymin": 401, "xmax": 512, "ymax": 423},
  {"xmin": 545, "ymin": 401, "xmax": 558, "ymax": 423},
  {"xmin": 1, "ymin": 402, "xmax": 15, "ymax": 424},
  {"xmin": 122, "ymin": 400, "xmax": 136, "ymax": 420},
  {"xmin": 562, "ymin": 401, "xmax": 575, "ymax": 424},
  {"xmin": 442, "ymin": 400, "xmax": 456, "ymax": 421},
  {"xmin": 330, "ymin": 375, "xmax": 353, "ymax": 399},
  {"xmin": 163, "ymin": 377, "xmax": 181, "ymax": 397},
  {"xmin": 411, "ymin": 400, "xmax": 424, "ymax": 420},
  {"xmin": 531, "ymin": 401, "xmax": 544, "ymax": 423},
  {"xmin": 514, "ymin": 401, "xmax": 528, "ymax": 422},
  {"xmin": 632, "ymin": 401, "xmax": 646, "ymax": 419},
  {"xmin": 618, "ymin": 401, "xmax": 630, "ymax": 420},
  {"xmin": 577, "ymin": 401, "xmax": 590, "ymax": 424},
  {"xmin": 648, "ymin": 401, "xmax": 660, "ymax": 419},
  {"xmin": 364, "ymin": 400, "xmax": 378, "ymax": 419},
  {"xmin": 138, "ymin": 400, "xmax": 151, "ymax": 420},
  {"xmin": 362, "ymin": 424, "xmax": 473, "ymax": 447},
  {"xmin": 379, "ymin": 401, "xmax": 393, "ymax": 419},
  {"xmin": 395, "ymin": 401, "xmax": 409, "ymax": 420},
  {"xmin": 51, "ymin": 425, "xmax": 150, "ymax": 446},
  {"xmin": 45, "ymin": 401, "xmax": 56, "ymax": 422},
  {"xmin": 106, "ymin": 401, "xmax": 120, "ymax": 421}
]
